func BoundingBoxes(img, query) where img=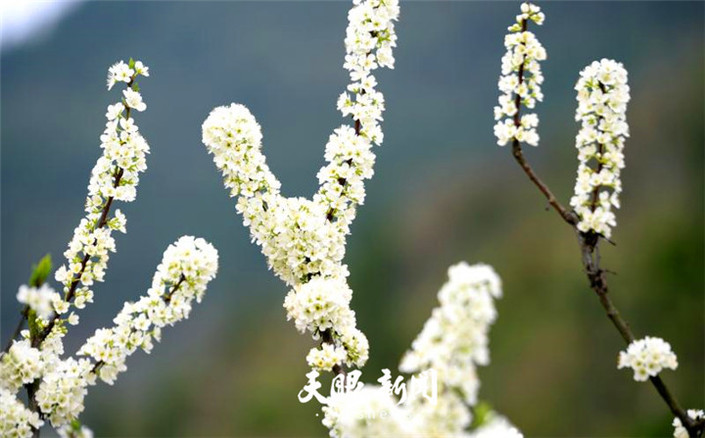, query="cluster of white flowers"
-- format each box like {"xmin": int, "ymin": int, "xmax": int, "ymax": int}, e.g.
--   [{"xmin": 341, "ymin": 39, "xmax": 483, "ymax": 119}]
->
[
  {"xmin": 673, "ymin": 410, "xmax": 704, "ymax": 438},
  {"xmin": 0, "ymin": 340, "xmax": 45, "ymax": 392},
  {"xmin": 322, "ymin": 263, "xmax": 516, "ymax": 438},
  {"xmin": 0, "ymin": 389, "xmax": 43, "ymax": 437},
  {"xmin": 570, "ymin": 59, "xmax": 630, "ymax": 239},
  {"xmin": 468, "ymin": 415, "xmax": 523, "ymax": 438},
  {"xmin": 202, "ymin": 0, "xmax": 399, "ymax": 372},
  {"xmin": 306, "ymin": 344, "xmax": 348, "ymax": 372},
  {"xmin": 284, "ymin": 277, "xmax": 368, "ymax": 370},
  {"xmin": 57, "ymin": 423, "xmax": 94, "ymax": 438},
  {"xmin": 78, "ymin": 236, "xmax": 218, "ymax": 384},
  {"xmin": 400, "ymin": 262, "xmax": 502, "ymax": 407},
  {"xmin": 16, "ymin": 284, "xmax": 63, "ymax": 323},
  {"xmin": 0, "ymin": 236, "xmax": 218, "ymax": 435},
  {"xmin": 35, "ymin": 358, "xmax": 93, "ymax": 427},
  {"xmin": 322, "ymin": 385, "xmax": 412, "ymax": 438},
  {"xmin": 1, "ymin": 61, "xmax": 221, "ymax": 437},
  {"xmin": 107, "ymin": 59, "xmax": 149, "ymax": 91},
  {"xmin": 494, "ymin": 2, "xmax": 546, "ymax": 147},
  {"xmin": 617, "ymin": 336, "xmax": 678, "ymax": 382},
  {"xmin": 51, "ymin": 60, "xmax": 151, "ymax": 337}
]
